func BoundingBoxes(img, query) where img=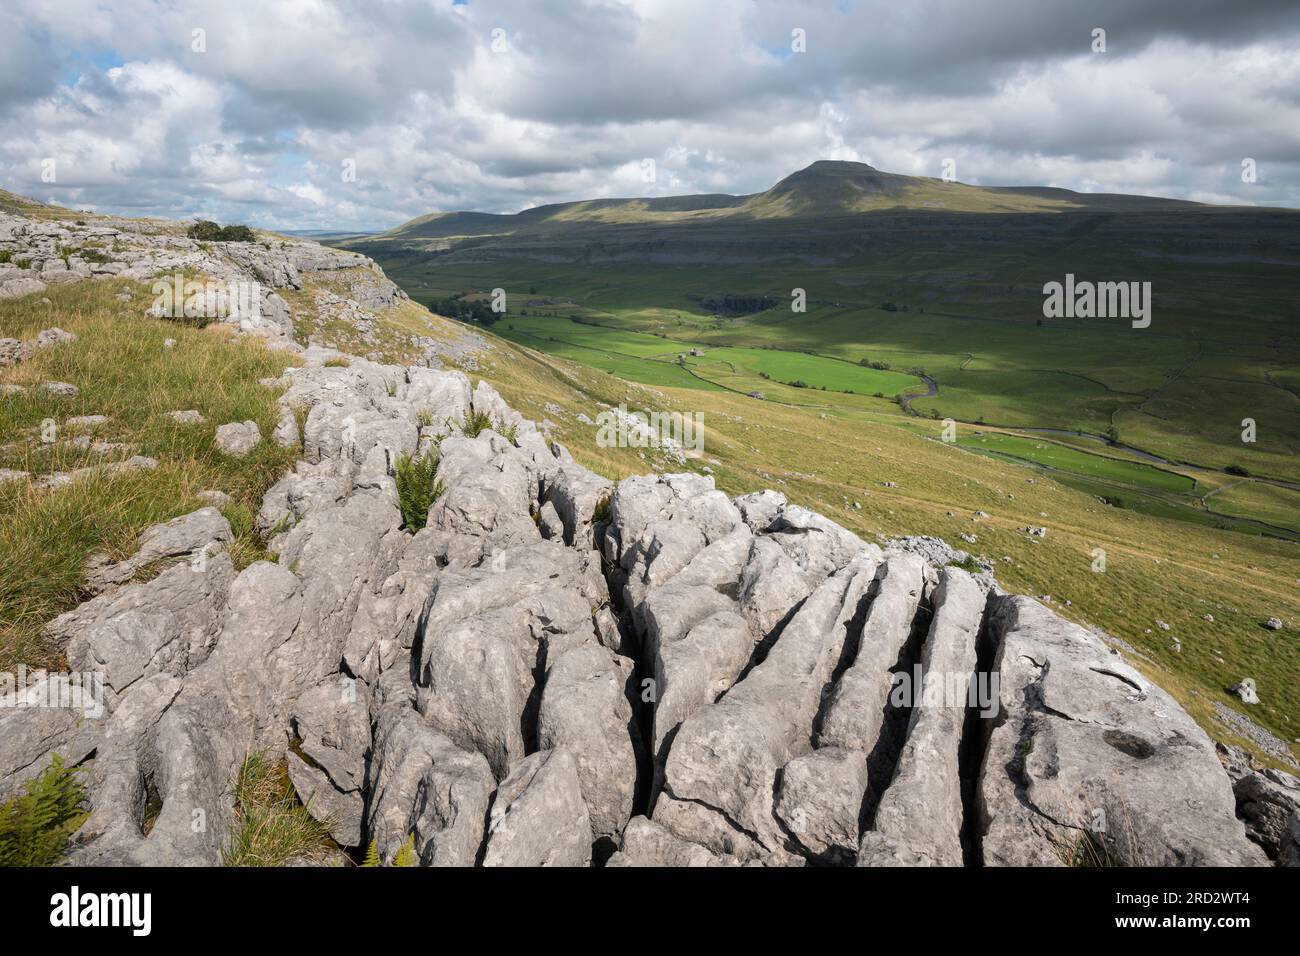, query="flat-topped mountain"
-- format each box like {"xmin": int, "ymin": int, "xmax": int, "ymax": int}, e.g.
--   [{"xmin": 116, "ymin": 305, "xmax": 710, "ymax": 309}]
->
[{"xmin": 370, "ymin": 159, "xmax": 1225, "ymax": 244}]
